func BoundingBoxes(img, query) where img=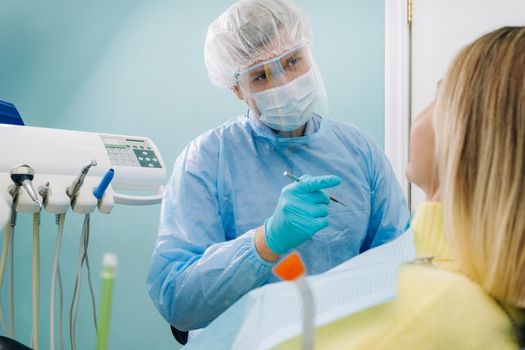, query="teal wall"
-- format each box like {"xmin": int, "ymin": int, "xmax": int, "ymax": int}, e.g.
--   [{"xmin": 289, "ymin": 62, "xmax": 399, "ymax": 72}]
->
[{"xmin": 0, "ymin": 1, "xmax": 384, "ymax": 349}]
